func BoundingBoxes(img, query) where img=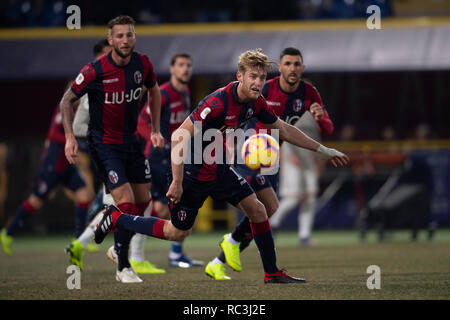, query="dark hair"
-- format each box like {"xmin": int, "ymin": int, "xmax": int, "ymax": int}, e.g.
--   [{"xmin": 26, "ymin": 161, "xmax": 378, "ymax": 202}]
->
[
  {"xmin": 93, "ymin": 39, "xmax": 110, "ymax": 57},
  {"xmin": 170, "ymin": 53, "xmax": 192, "ymax": 66},
  {"xmin": 107, "ymin": 15, "xmax": 136, "ymax": 32},
  {"xmin": 280, "ymin": 47, "xmax": 303, "ymax": 62}
]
